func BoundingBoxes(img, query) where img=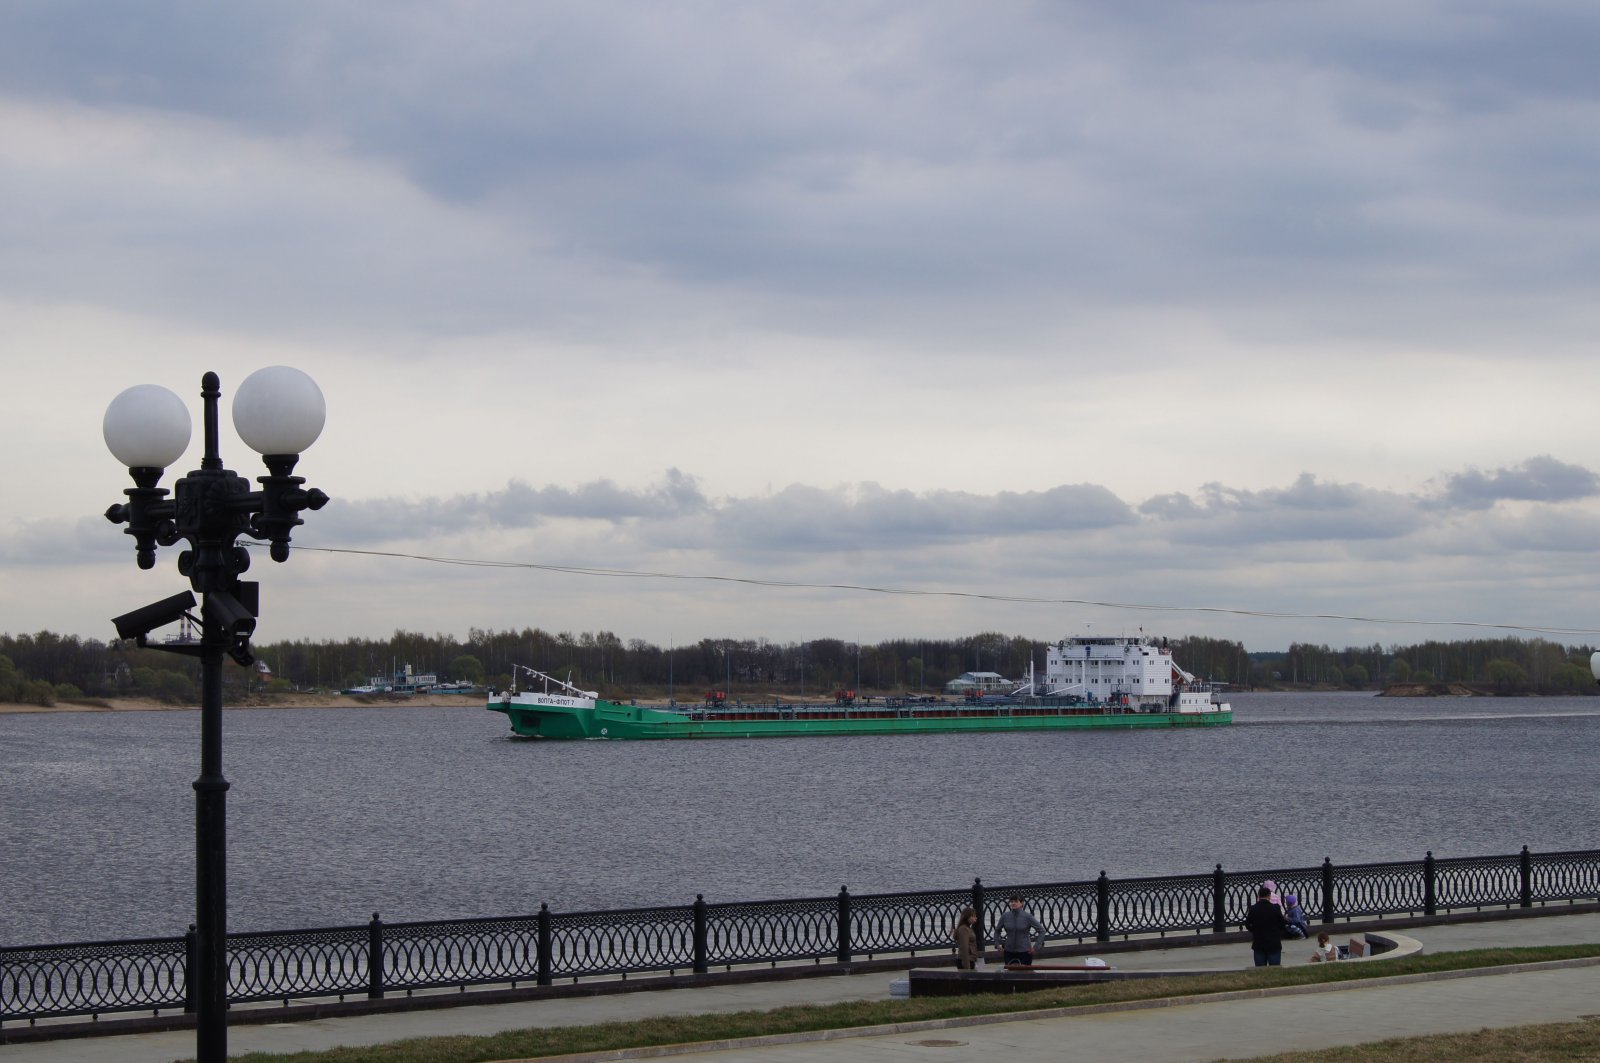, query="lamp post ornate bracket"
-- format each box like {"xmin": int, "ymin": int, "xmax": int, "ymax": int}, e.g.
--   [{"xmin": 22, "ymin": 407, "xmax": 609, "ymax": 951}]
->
[{"xmin": 102, "ymin": 367, "xmax": 328, "ymax": 1063}]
